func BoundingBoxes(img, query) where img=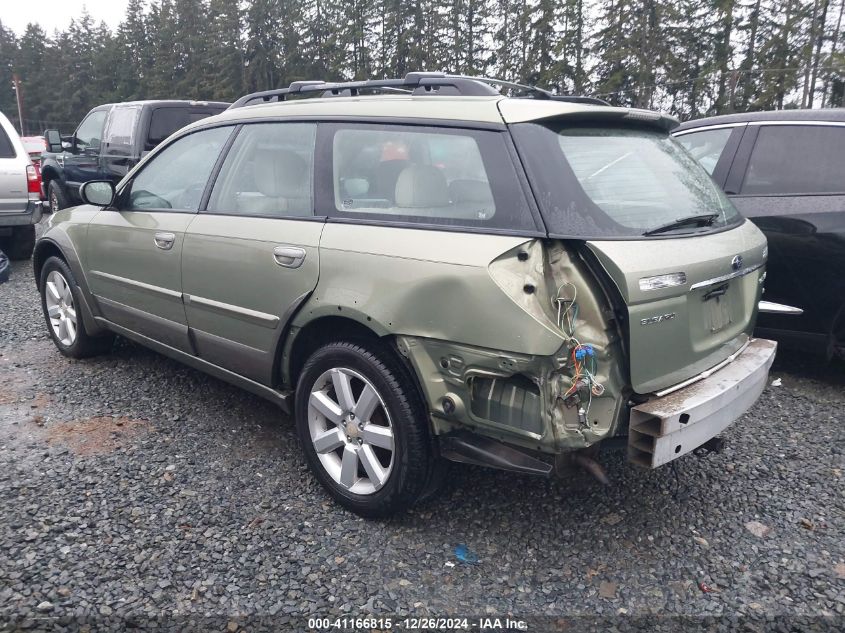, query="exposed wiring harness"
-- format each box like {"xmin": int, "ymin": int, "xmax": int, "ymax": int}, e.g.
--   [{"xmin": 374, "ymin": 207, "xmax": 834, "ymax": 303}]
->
[{"xmin": 552, "ymin": 282, "xmax": 605, "ymax": 425}]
